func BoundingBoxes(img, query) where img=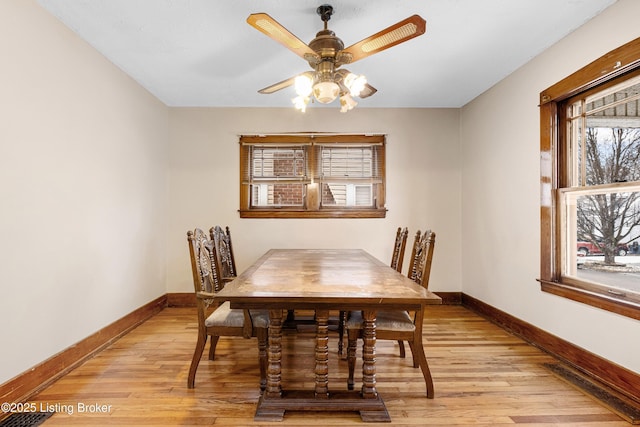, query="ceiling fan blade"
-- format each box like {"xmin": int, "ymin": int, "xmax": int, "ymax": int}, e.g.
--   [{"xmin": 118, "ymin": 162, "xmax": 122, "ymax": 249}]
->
[
  {"xmin": 340, "ymin": 15, "xmax": 426, "ymax": 64},
  {"xmin": 359, "ymin": 83, "xmax": 377, "ymax": 99},
  {"xmin": 258, "ymin": 75, "xmax": 297, "ymax": 94},
  {"xmin": 247, "ymin": 13, "xmax": 318, "ymax": 60}
]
